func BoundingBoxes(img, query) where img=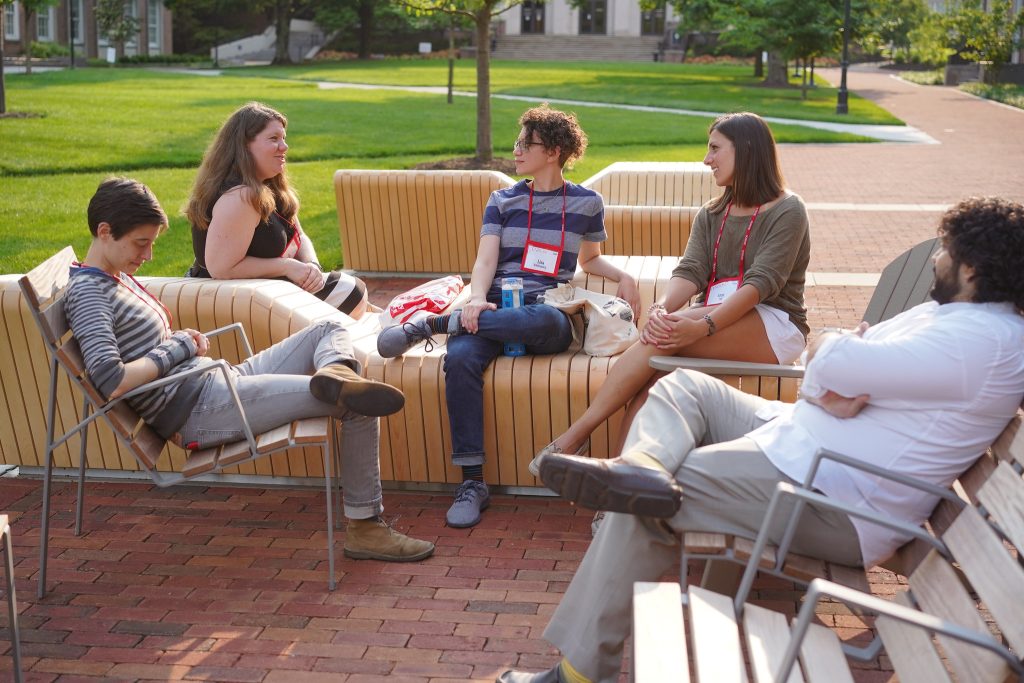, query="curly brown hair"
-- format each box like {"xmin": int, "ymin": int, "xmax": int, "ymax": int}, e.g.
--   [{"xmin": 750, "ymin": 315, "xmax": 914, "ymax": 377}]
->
[
  {"xmin": 518, "ymin": 103, "xmax": 588, "ymax": 168},
  {"xmin": 937, "ymin": 196, "xmax": 1024, "ymax": 311}
]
